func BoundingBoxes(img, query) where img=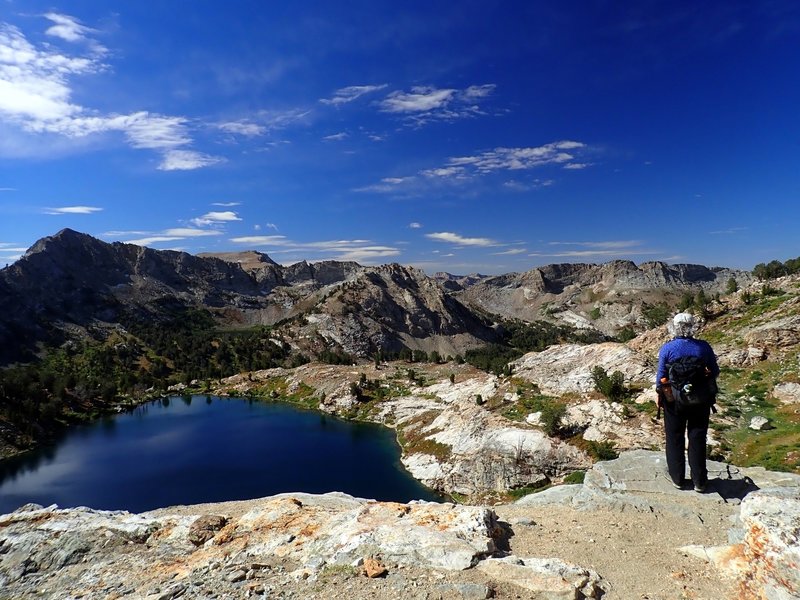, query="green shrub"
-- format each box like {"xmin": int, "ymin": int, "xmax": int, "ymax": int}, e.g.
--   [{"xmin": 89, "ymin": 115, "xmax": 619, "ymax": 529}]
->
[
  {"xmin": 591, "ymin": 366, "xmax": 627, "ymax": 402},
  {"xmin": 585, "ymin": 440, "xmax": 618, "ymax": 461},
  {"xmin": 563, "ymin": 470, "xmax": 586, "ymax": 484}
]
